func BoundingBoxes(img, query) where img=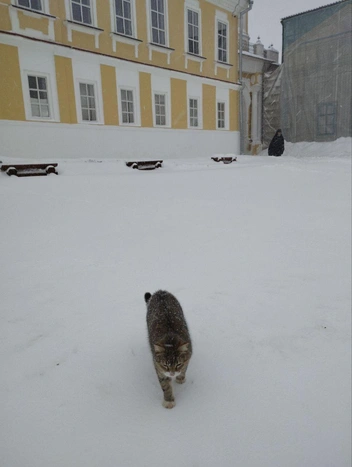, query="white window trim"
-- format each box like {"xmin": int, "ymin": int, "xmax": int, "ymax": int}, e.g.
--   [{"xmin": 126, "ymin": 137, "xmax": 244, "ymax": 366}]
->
[
  {"xmin": 188, "ymin": 96, "xmax": 202, "ymax": 129},
  {"xmin": 184, "ymin": 4, "xmax": 202, "ymax": 56},
  {"xmin": 146, "ymin": 0, "xmax": 174, "ymax": 64},
  {"xmin": 214, "ymin": 11, "xmax": 231, "ymax": 77},
  {"xmin": 152, "ymin": 92, "xmax": 170, "ymax": 128},
  {"xmin": 9, "ymin": 1, "xmax": 56, "ymax": 40},
  {"xmin": 184, "ymin": 3, "xmax": 206, "ymax": 71},
  {"xmin": 64, "ymin": 0, "xmax": 103, "ymax": 48},
  {"xmin": 75, "ymin": 79, "xmax": 103, "ymax": 125},
  {"xmin": 216, "ymin": 100, "xmax": 228, "ymax": 130},
  {"xmin": 22, "ymin": 70, "xmax": 59, "ymax": 122},
  {"xmin": 110, "ymin": 0, "xmax": 138, "ymax": 37},
  {"xmin": 109, "ymin": 0, "xmax": 141, "ymax": 57},
  {"xmin": 118, "ymin": 86, "xmax": 139, "ymax": 127}
]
